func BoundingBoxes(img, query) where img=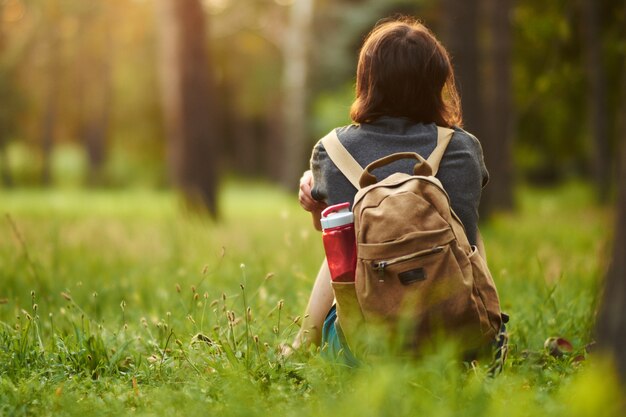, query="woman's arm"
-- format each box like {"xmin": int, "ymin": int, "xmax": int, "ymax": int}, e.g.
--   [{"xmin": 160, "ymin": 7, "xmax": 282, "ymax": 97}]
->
[
  {"xmin": 292, "ymin": 260, "xmax": 334, "ymax": 349},
  {"xmin": 299, "ymin": 170, "xmax": 327, "ymax": 231},
  {"xmin": 291, "ymin": 170, "xmax": 333, "ymax": 349}
]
